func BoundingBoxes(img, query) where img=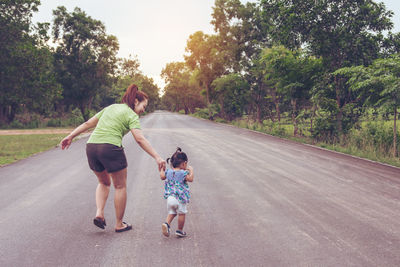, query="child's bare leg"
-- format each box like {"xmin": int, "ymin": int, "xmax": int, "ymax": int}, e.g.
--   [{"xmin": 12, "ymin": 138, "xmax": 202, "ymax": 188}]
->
[
  {"xmin": 166, "ymin": 214, "xmax": 176, "ymax": 225},
  {"xmin": 177, "ymin": 214, "xmax": 185, "ymax": 230}
]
